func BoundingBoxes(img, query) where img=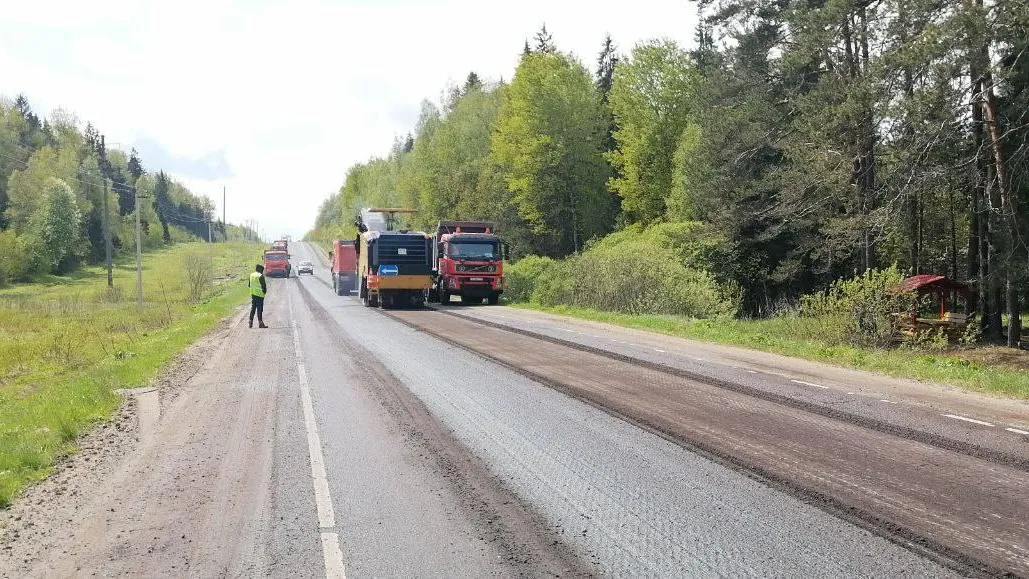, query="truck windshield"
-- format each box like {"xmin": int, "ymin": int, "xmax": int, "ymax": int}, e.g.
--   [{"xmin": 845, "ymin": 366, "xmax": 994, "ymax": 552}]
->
[{"xmin": 449, "ymin": 242, "xmax": 496, "ymax": 260}]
